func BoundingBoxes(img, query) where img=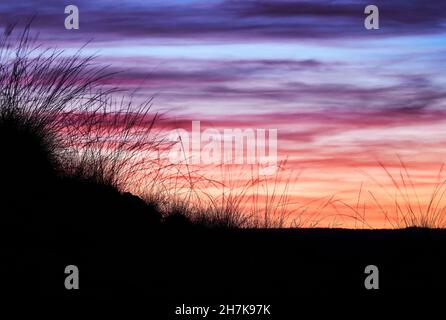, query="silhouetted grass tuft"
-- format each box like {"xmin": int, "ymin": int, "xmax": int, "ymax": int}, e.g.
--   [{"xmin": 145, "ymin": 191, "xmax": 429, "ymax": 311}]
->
[
  {"xmin": 340, "ymin": 157, "xmax": 446, "ymax": 229},
  {"xmin": 0, "ymin": 25, "xmax": 300, "ymax": 230}
]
